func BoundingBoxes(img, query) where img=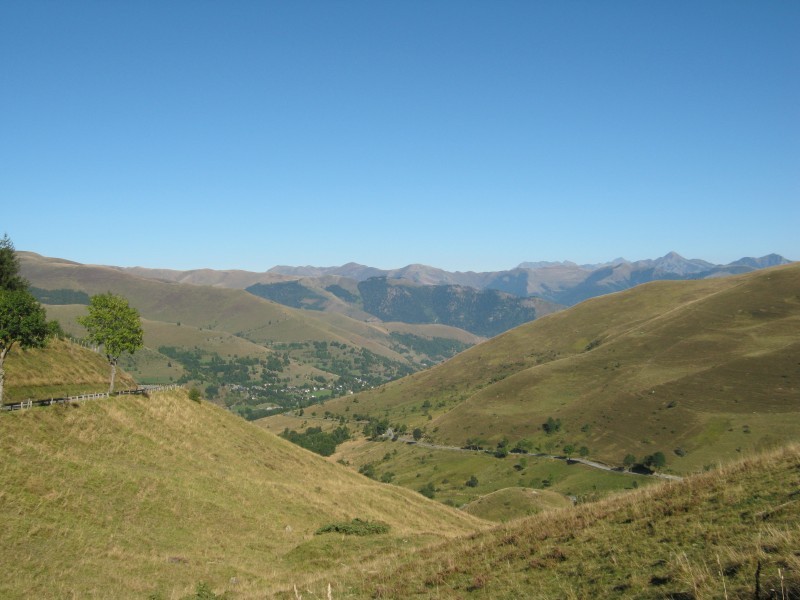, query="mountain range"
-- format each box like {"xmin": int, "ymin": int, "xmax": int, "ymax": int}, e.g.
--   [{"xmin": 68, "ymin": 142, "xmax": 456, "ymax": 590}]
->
[
  {"xmin": 267, "ymin": 251, "xmax": 792, "ymax": 306},
  {"xmin": 115, "ymin": 251, "xmax": 792, "ymax": 337}
]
